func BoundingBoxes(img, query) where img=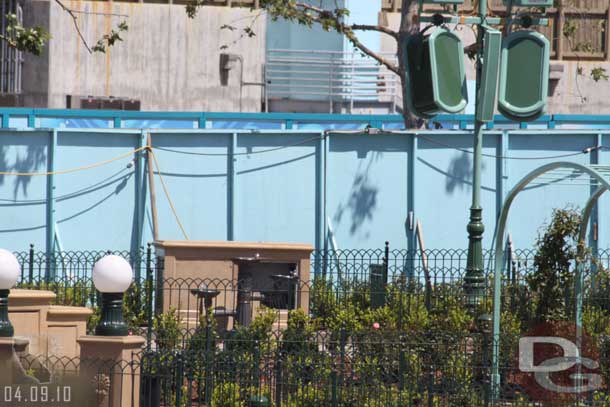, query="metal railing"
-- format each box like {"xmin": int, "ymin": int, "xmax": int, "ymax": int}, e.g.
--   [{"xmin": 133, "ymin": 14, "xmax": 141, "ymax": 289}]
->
[
  {"xmin": 9, "ymin": 245, "xmax": 610, "ymax": 406},
  {"xmin": 1, "ymin": 108, "xmax": 610, "ymax": 130},
  {"xmin": 265, "ymin": 49, "xmax": 401, "ymax": 113}
]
